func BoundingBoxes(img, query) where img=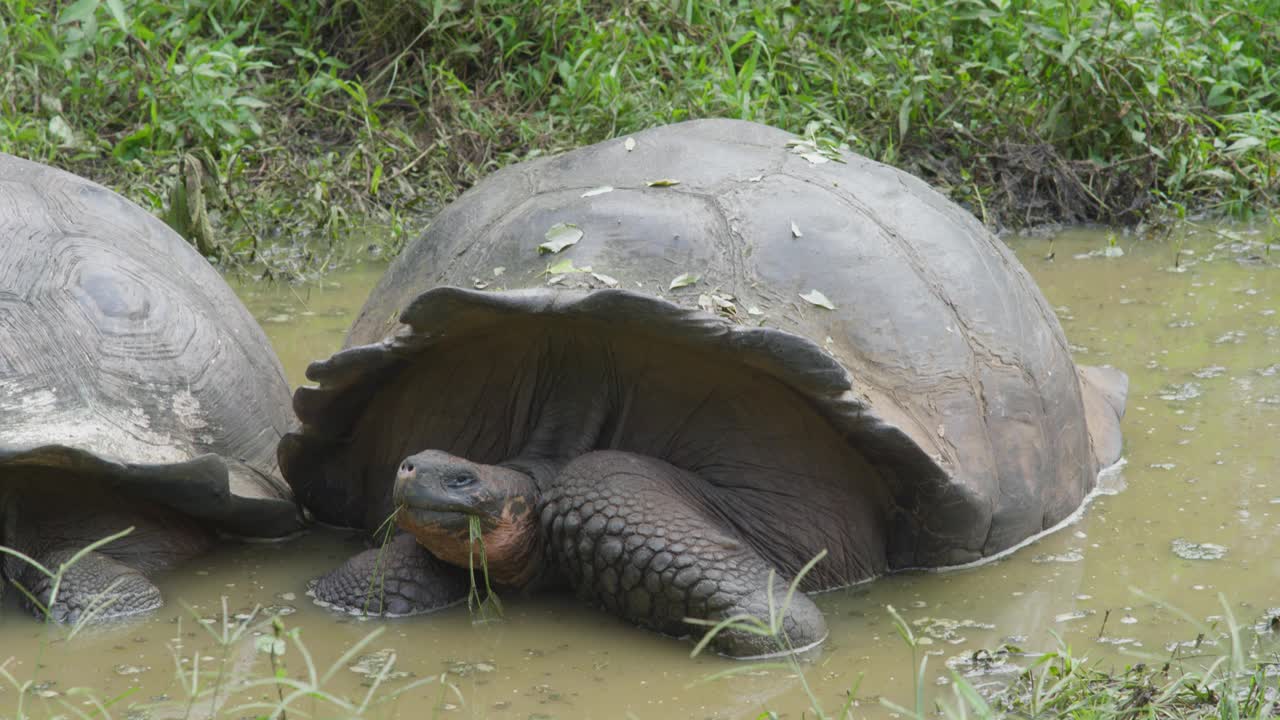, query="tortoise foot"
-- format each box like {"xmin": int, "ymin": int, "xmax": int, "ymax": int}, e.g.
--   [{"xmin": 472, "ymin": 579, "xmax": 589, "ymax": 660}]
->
[
  {"xmin": 543, "ymin": 451, "xmax": 828, "ymax": 658},
  {"xmin": 310, "ymin": 532, "xmax": 469, "ymax": 617},
  {"xmin": 14, "ymin": 550, "xmax": 162, "ymax": 624}
]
